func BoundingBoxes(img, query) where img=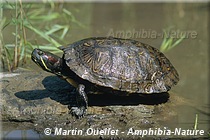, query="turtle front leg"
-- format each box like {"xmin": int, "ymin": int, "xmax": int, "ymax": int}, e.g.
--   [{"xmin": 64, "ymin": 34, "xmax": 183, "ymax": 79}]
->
[{"xmin": 71, "ymin": 84, "xmax": 88, "ymax": 118}]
